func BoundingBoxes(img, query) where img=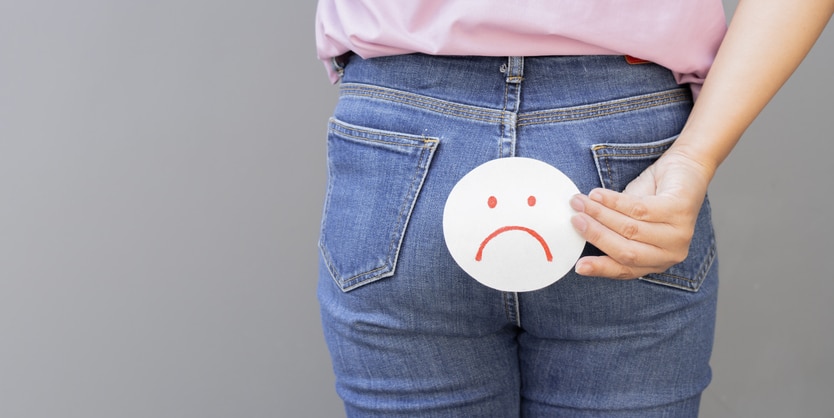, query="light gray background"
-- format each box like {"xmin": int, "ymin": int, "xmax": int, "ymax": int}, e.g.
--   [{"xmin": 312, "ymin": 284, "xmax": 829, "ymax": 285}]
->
[{"xmin": 0, "ymin": 1, "xmax": 830, "ymax": 417}]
